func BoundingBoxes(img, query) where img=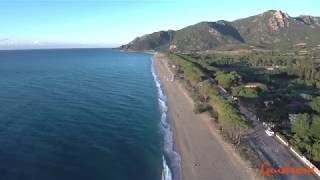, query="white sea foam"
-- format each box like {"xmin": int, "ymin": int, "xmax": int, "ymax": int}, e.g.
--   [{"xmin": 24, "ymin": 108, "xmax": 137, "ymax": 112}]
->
[{"xmin": 151, "ymin": 57, "xmax": 181, "ymax": 180}]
